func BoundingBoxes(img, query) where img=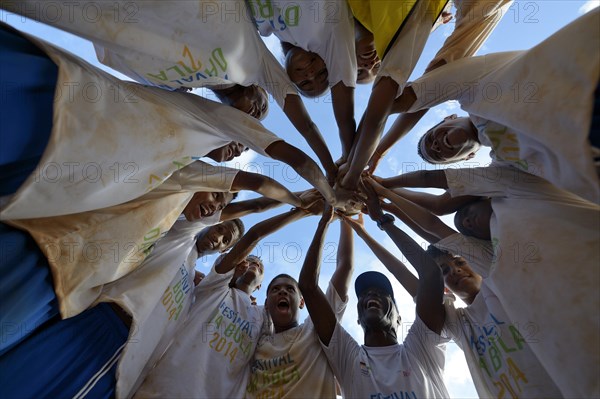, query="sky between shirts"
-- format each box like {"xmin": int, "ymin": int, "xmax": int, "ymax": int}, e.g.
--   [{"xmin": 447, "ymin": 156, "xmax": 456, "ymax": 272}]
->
[{"xmin": 4, "ymin": 1, "xmax": 597, "ymax": 397}]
